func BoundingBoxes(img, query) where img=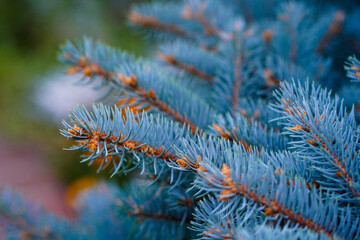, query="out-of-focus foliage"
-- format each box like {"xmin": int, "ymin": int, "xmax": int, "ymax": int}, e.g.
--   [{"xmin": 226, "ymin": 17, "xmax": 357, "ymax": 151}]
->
[
  {"xmin": 0, "ymin": 0, "xmax": 146, "ymax": 183},
  {"xmin": 0, "ymin": 0, "xmax": 145, "ymax": 139}
]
